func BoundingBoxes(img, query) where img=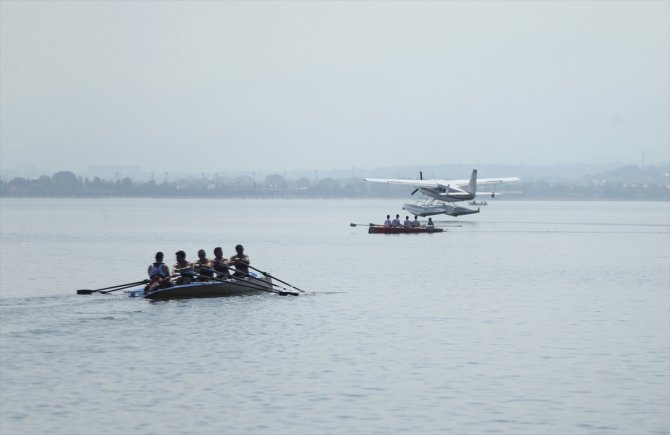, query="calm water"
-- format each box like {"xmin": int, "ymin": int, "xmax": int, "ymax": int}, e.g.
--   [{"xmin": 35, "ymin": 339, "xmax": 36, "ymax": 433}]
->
[{"xmin": 1, "ymin": 198, "xmax": 668, "ymax": 435}]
